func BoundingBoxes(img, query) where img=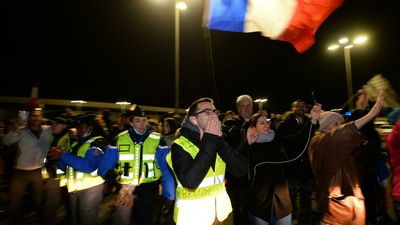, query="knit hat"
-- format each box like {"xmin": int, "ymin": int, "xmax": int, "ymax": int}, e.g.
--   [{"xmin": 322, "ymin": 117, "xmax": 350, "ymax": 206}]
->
[{"xmin": 318, "ymin": 111, "xmax": 344, "ymax": 132}]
